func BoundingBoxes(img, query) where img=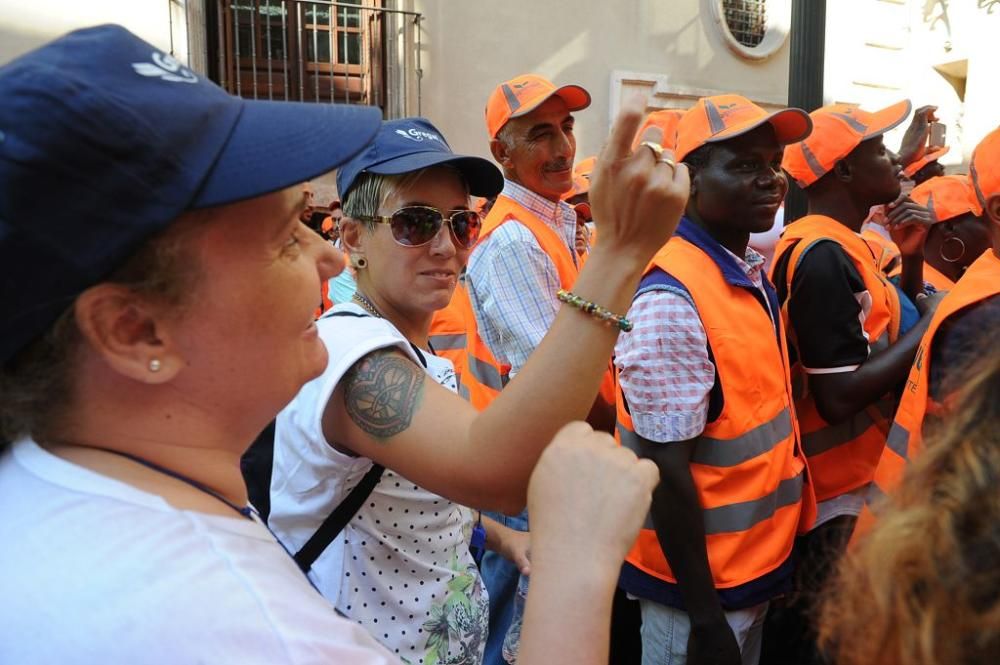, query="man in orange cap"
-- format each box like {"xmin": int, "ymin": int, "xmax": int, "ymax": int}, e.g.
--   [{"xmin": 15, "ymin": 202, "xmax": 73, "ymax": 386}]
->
[
  {"xmin": 468, "ymin": 73, "xmax": 599, "ymax": 665},
  {"xmin": 615, "ymin": 94, "xmax": 813, "ymax": 665},
  {"xmin": 768, "ymin": 100, "xmax": 943, "ymax": 663},
  {"xmin": 910, "ymin": 174, "xmax": 991, "ymax": 289}
]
